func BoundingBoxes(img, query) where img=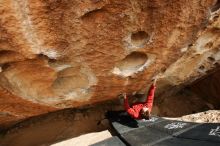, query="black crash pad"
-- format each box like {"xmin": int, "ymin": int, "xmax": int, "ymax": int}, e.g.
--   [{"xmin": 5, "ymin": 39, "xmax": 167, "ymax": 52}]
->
[
  {"xmin": 90, "ymin": 136, "xmax": 126, "ymax": 146},
  {"xmin": 106, "ymin": 111, "xmax": 163, "ymax": 134},
  {"xmin": 149, "ymin": 120, "xmax": 198, "ymax": 135},
  {"xmin": 121, "ymin": 126, "xmax": 171, "ymax": 146},
  {"xmin": 155, "ymin": 137, "xmax": 219, "ymax": 146},
  {"xmin": 105, "ymin": 111, "xmax": 220, "ymax": 146},
  {"xmin": 136, "ymin": 116, "xmax": 163, "ymax": 127},
  {"xmin": 177, "ymin": 123, "xmax": 220, "ymax": 143}
]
